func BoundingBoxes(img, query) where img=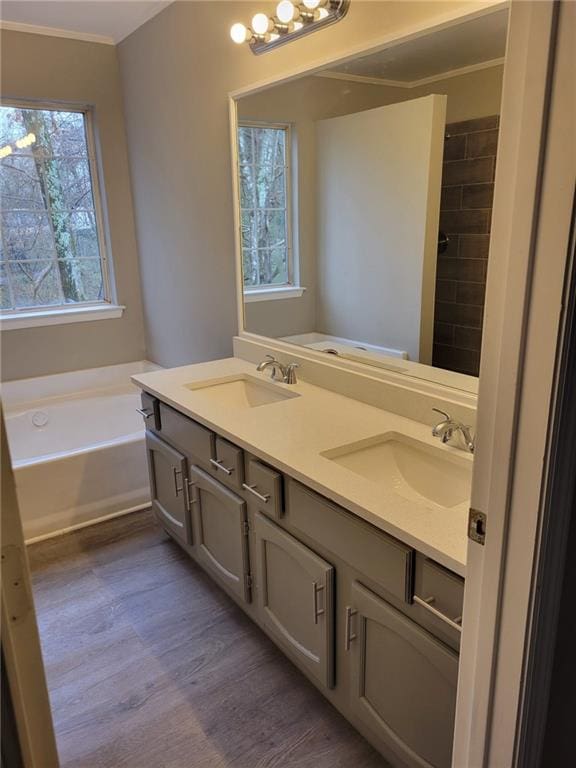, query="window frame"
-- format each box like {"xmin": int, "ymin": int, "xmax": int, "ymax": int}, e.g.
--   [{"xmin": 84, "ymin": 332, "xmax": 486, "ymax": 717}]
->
[
  {"xmin": 0, "ymin": 98, "xmax": 119, "ymax": 325},
  {"xmin": 237, "ymin": 120, "xmax": 298, "ymax": 296}
]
